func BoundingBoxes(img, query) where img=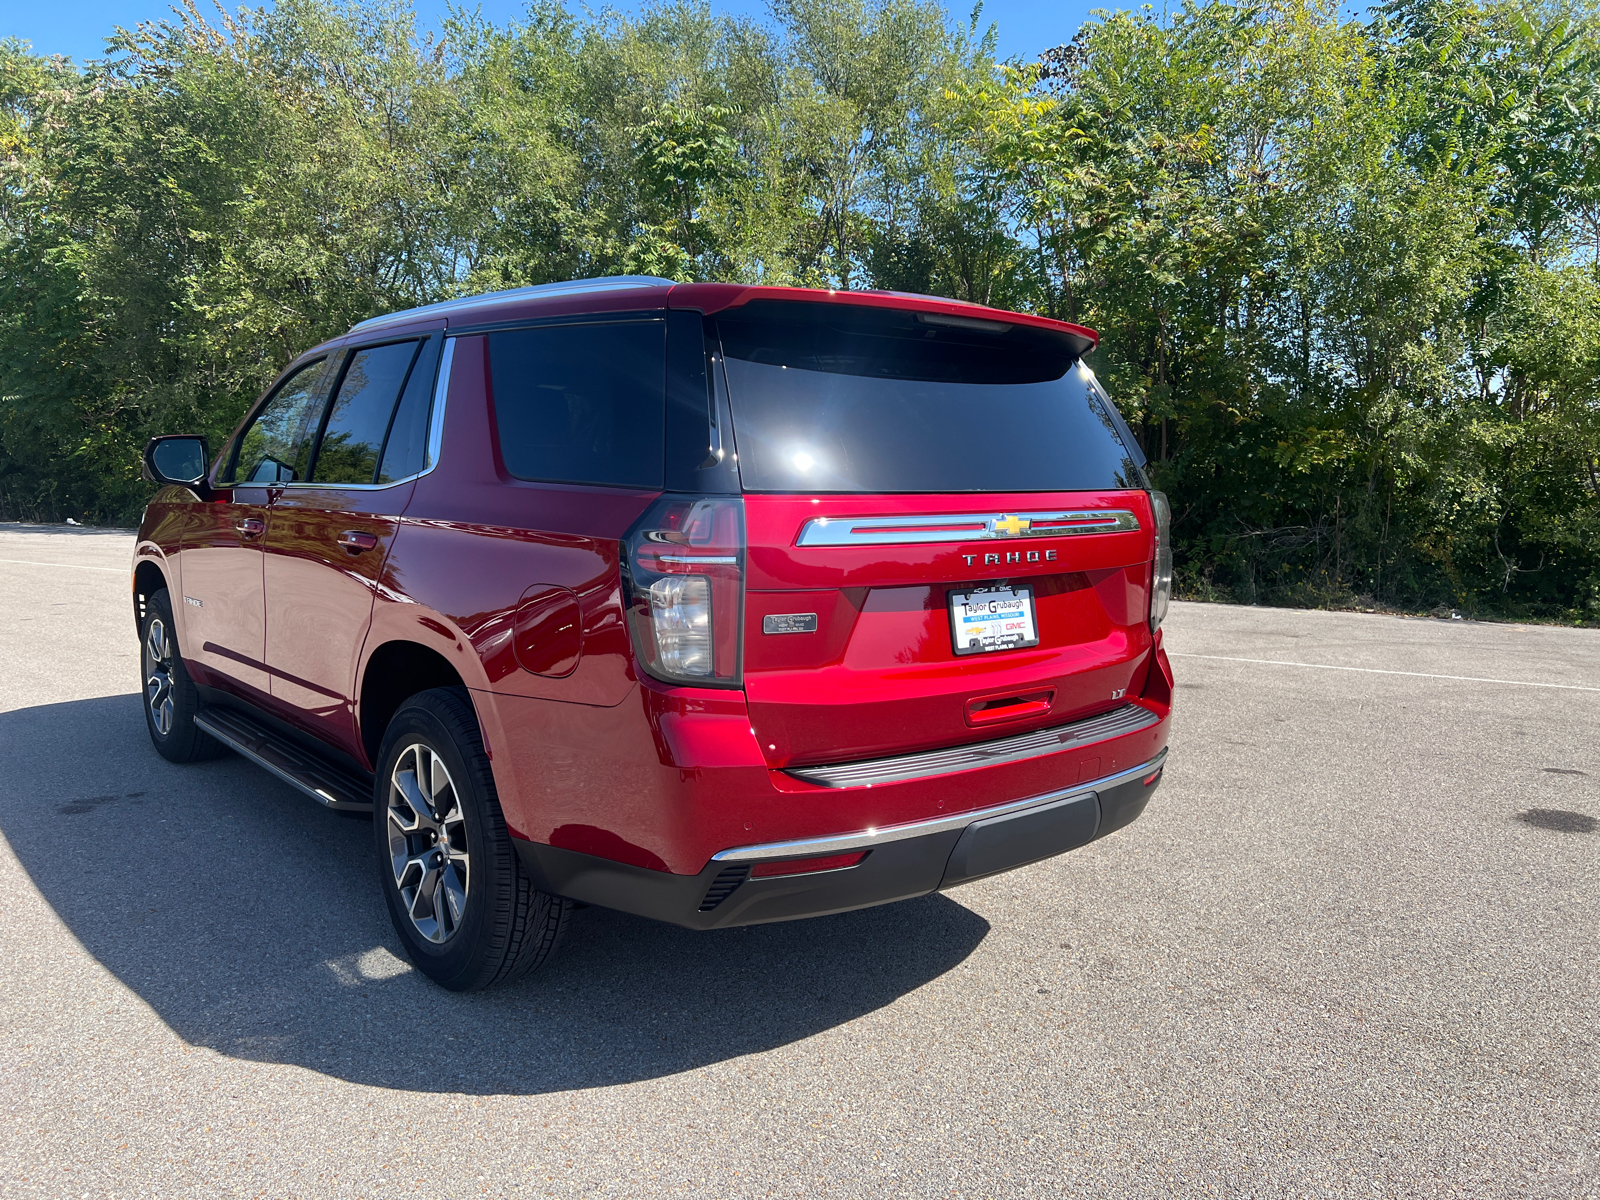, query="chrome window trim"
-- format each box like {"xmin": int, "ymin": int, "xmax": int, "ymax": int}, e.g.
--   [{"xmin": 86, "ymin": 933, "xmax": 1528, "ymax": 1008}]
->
[
  {"xmin": 263, "ymin": 478, "xmax": 418, "ymax": 493},
  {"xmin": 796, "ymin": 509, "xmax": 1141, "ymax": 547},
  {"xmin": 784, "ymin": 702, "xmax": 1161, "ymax": 789},
  {"xmin": 711, "ymin": 750, "xmax": 1166, "ymax": 863},
  {"xmin": 426, "ymin": 336, "xmax": 454, "ymax": 470}
]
